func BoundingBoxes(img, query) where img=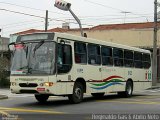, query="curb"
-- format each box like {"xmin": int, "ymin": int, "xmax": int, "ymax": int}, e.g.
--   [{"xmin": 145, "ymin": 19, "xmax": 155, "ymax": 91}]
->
[
  {"xmin": 147, "ymin": 86, "xmax": 160, "ymax": 90},
  {"xmin": 0, "ymin": 95, "xmax": 8, "ymax": 100}
]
